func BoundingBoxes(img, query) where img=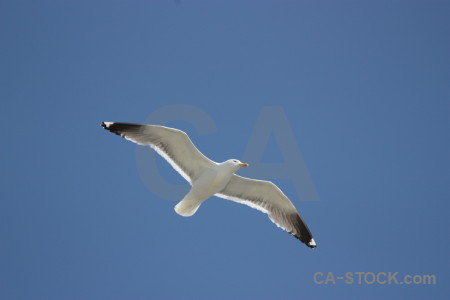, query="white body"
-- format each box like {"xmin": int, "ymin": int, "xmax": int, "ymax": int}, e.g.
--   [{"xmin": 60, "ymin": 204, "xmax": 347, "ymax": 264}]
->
[{"xmin": 175, "ymin": 162, "xmax": 238, "ymax": 216}]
